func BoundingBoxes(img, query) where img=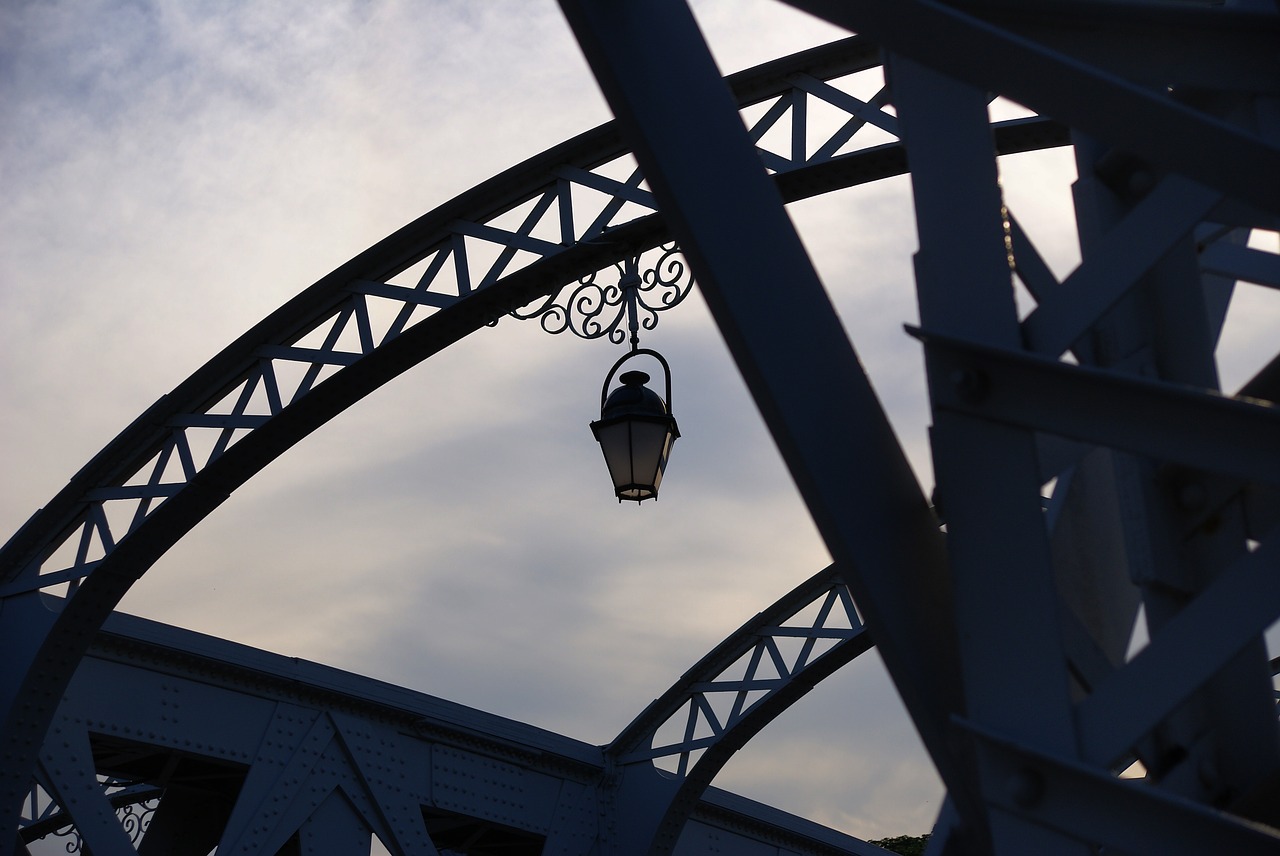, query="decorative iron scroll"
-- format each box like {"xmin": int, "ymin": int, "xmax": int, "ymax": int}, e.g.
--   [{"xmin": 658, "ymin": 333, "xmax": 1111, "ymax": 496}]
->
[
  {"xmin": 23, "ymin": 778, "xmax": 158, "ymax": 852},
  {"xmin": 512, "ymin": 243, "xmax": 694, "ymax": 345},
  {"xmin": 57, "ymin": 797, "xmax": 156, "ymax": 852}
]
